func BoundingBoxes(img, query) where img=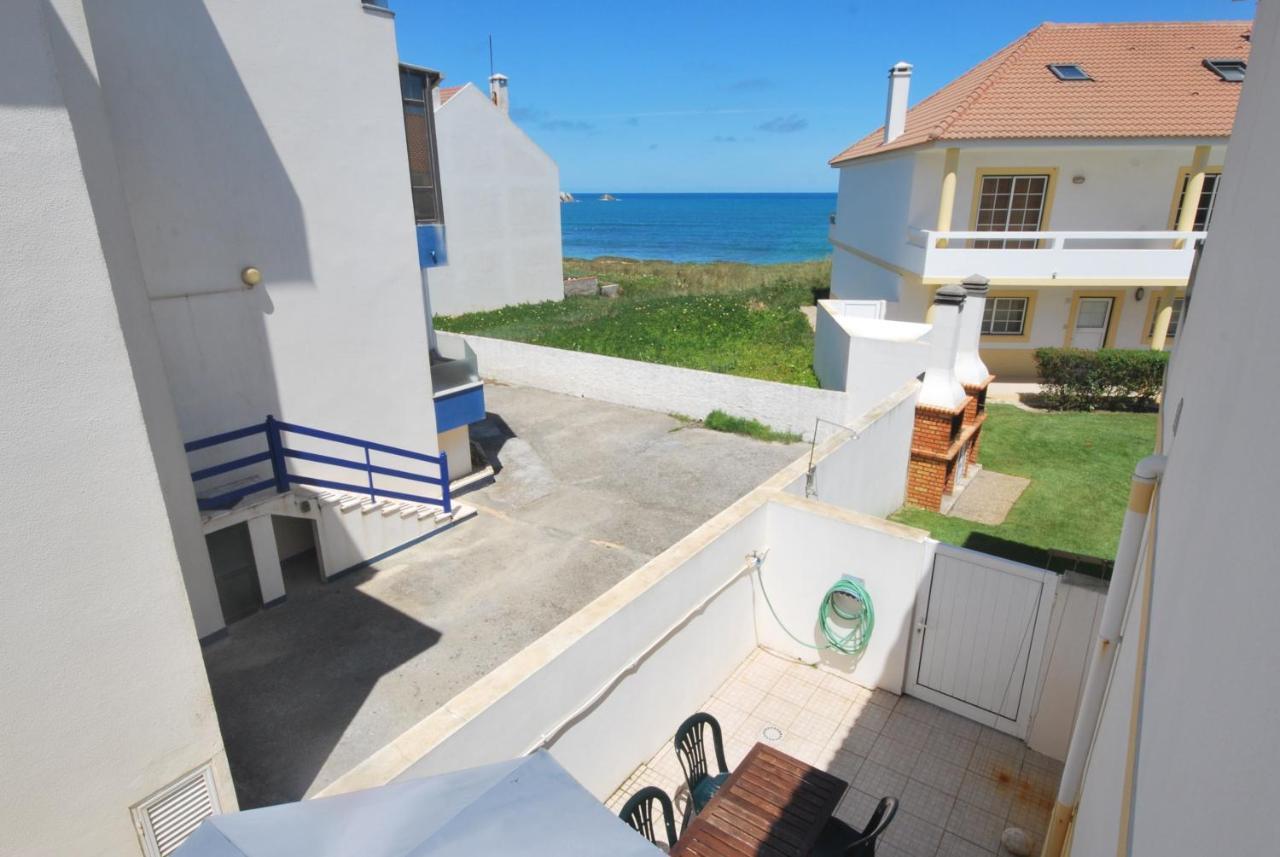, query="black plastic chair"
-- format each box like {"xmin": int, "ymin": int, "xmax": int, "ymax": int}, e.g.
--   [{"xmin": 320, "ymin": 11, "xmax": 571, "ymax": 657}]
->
[
  {"xmin": 673, "ymin": 712, "xmax": 730, "ymax": 814},
  {"xmin": 811, "ymin": 796, "xmax": 899, "ymax": 857},
  {"xmin": 619, "ymin": 786, "xmax": 679, "ymax": 852}
]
